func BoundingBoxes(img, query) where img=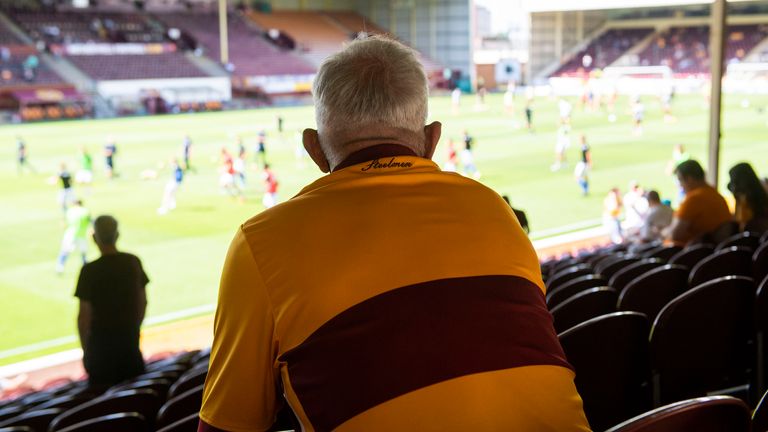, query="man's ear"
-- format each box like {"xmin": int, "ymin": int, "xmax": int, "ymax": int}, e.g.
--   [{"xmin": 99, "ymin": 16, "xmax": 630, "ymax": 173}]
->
[
  {"xmin": 424, "ymin": 121, "xmax": 442, "ymax": 159},
  {"xmin": 303, "ymin": 128, "xmax": 330, "ymax": 173}
]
